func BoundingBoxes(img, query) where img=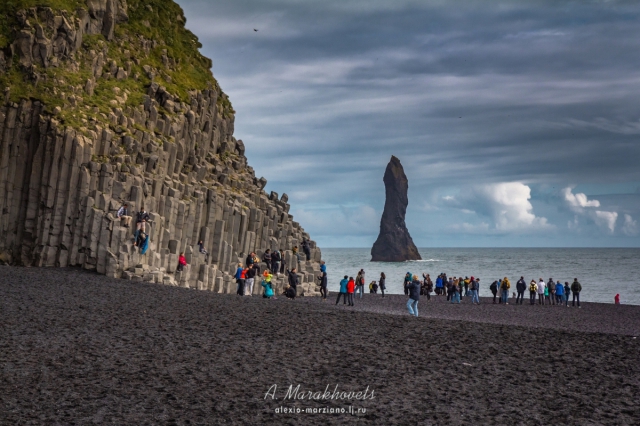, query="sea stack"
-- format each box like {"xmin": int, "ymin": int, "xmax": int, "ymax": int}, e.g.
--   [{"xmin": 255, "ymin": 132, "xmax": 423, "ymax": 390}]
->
[{"xmin": 371, "ymin": 156, "xmax": 421, "ymax": 262}]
